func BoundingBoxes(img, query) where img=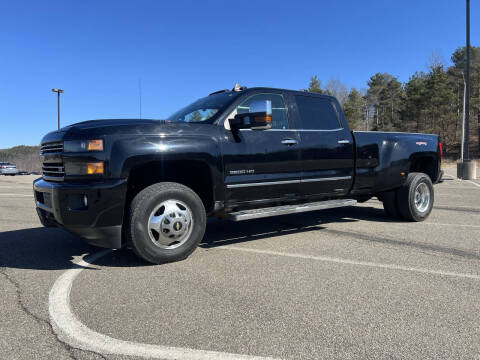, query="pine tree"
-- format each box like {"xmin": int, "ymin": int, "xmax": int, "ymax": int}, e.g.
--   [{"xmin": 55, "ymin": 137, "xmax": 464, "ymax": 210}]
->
[
  {"xmin": 366, "ymin": 73, "xmax": 405, "ymax": 131},
  {"xmin": 308, "ymin": 75, "xmax": 324, "ymax": 93},
  {"xmin": 404, "ymin": 72, "xmax": 428, "ymax": 132},
  {"xmin": 343, "ymin": 88, "xmax": 365, "ymax": 130},
  {"xmin": 426, "ymin": 65, "xmax": 457, "ymax": 148}
]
